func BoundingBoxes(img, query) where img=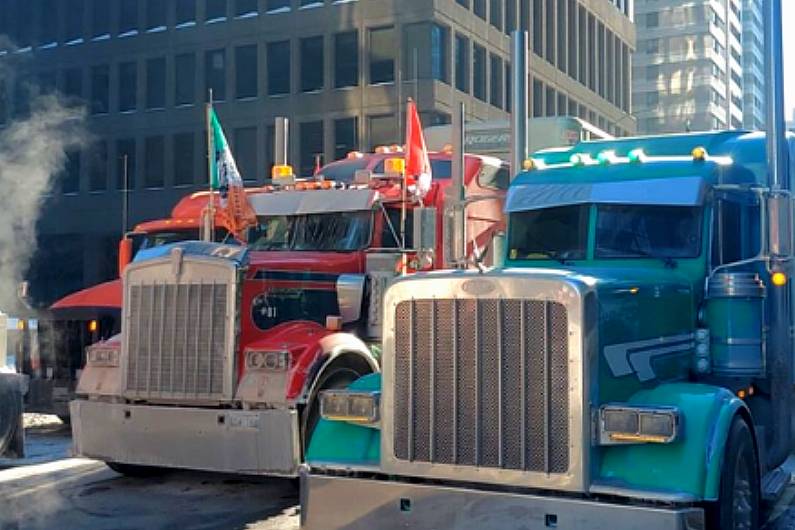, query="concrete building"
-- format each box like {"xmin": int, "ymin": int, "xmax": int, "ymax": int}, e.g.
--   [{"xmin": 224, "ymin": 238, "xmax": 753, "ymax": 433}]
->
[
  {"xmin": 632, "ymin": 0, "xmax": 744, "ymax": 134},
  {"xmin": 0, "ymin": 0, "xmax": 634, "ymax": 305},
  {"xmin": 741, "ymin": 0, "xmax": 764, "ymax": 130}
]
